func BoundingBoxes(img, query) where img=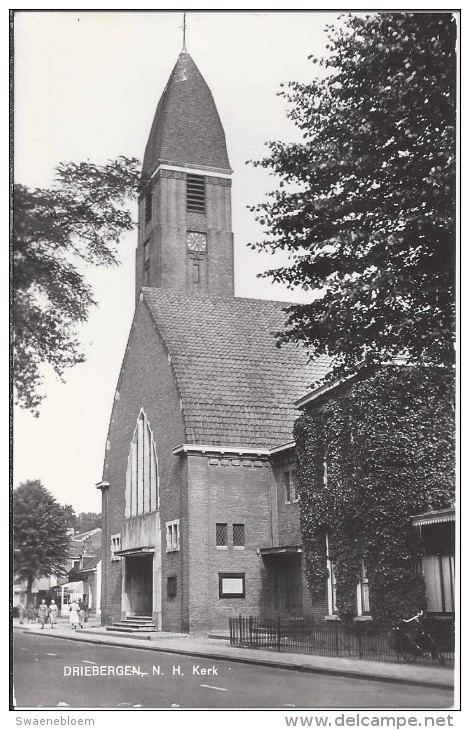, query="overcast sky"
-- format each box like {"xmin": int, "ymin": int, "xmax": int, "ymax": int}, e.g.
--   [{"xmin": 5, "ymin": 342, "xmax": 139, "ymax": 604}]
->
[{"xmin": 13, "ymin": 10, "xmax": 343, "ymax": 513}]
